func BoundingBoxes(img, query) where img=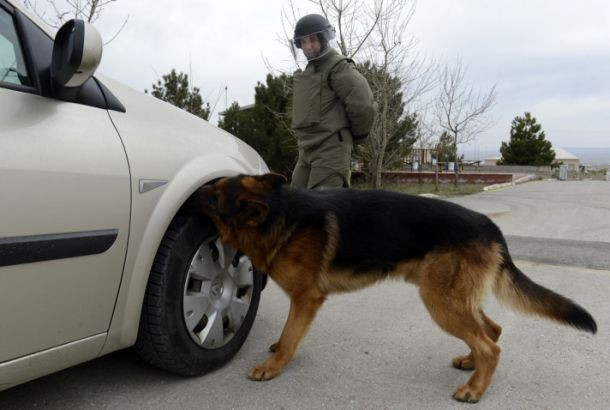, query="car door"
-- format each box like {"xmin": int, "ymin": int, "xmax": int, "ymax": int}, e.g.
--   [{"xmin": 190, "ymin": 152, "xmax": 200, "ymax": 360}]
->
[{"xmin": 0, "ymin": 4, "xmax": 130, "ymax": 362}]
